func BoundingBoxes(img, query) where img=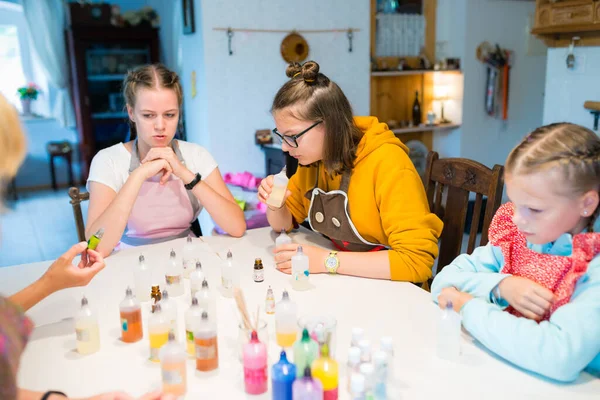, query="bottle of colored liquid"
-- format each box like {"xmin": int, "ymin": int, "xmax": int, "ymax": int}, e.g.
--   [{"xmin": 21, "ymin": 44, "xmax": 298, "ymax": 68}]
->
[
  {"xmin": 221, "ymin": 250, "xmax": 234, "ymax": 298},
  {"xmin": 265, "ymin": 286, "xmax": 275, "ymax": 315},
  {"xmin": 185, "ymin": 297, "xmax": 203, "ymax": 357},
  {"xmin": 373, "ymin": 350, "xmax": 388, "ymax": 400},
  {"xmin": 350, "ymin": 373, "xmax": 366, "ymax": 400},
  {"xmin": 75, "ymin": 296, "xmax": 100, "ymax": 355},
  {"xmin": 275, "ymin": 228, "xmax": 292, "ymax": 247},
  {"xmin": 294, "ymin": 328, "xmax": 319, "ymax": 378},
  {"xmin": 243, "ymin": 330, "xmax": 268, "ymax": 395},
  {"xmin": 253, "ymin": 258, "xmax": 265, "ymax": 283},
  {"xmin": 358, "ymin": 339, "xmax": 372, "ymax": 363},
  {"xmin": 346, "ymin": 346, "xmax": 362, "ymax": 391},
  {"xmin": 311, "ymin": 341, "xmax": 339, "ymax": 400},
  {"xmin": 272, "ymin": 349, "xmax": 296, "ymax": 400},
  {"xmin": 291, "ymin": 246, "xmax": 310, "ymax": 291},
  {"xmin": 160, "ymin": 290, "xmax": 178, "ymax": 338},
  {"xmin": 379, "ymin": 336, "xmax": 394, "ymax": 383},
  {"xmin": 267, "ymin": 166, "xmax": 289, "ymax": 209},
  {"xmin": 120, "ymin": 287, "xmax": 143, "ymax": 343},
  {"xmin": 165, "ymin": 249, "xmax": 183, "ymax": 297},
  {"xmin": 149, "ymin": 303, "xmax": 169, "ymax": 362},
  {"xmin": 87, "ymin": 228, "xmax": 104, "ymax": 250},
  {"xmin": 182, "ymin": 235, "xmax": 196, "ymax": 279},
  {"xmin": 196, "ymin": 279, "xmax": 216, "ymax": 322},
  {"xmin": 160, "ymin": 331, "xmax": 187, "ymax": 397},
  {"xmin": 350, "ymin": 327, "xmax": 364, "ymax": 348},
  {"xmin": 437, "ymin": 301, "xmax": 461, "ymax": 360},
  {"xmin": 293, "ymin": 366, "xmax": 323, "ymax": 400},
  {"xmin": 412, "ymin": 90, "xmax": 422, "ymax": 126},
  {"xmin": 275, "ymin": 290, "xmax": 298, "ymax": 347},
  {"xmin": 195, "ymin": 311, "xmax": 218, "ymax": 371},
  {"xmin": 150, "ymin": 285, "xmax": 162, "ymax": 313},
  {"xmin": 359, "ymin": 363, "xmax": 375, "ymax": 399},
  {"xmin": 189, "ymin": 261, "xmax": 204, "ymax": 298},
  {"xmin": 134, "ymin": 254, "xmax": 152, "ymax": 302}
]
